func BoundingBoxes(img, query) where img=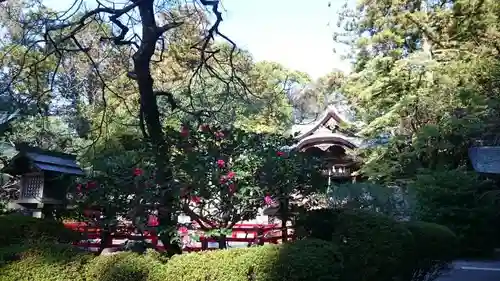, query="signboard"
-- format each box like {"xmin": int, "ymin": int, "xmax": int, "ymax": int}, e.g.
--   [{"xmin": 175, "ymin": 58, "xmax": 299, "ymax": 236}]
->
[{"xmin": 468, "ymin": 146, "xmax": 500, "ymax": 174}]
